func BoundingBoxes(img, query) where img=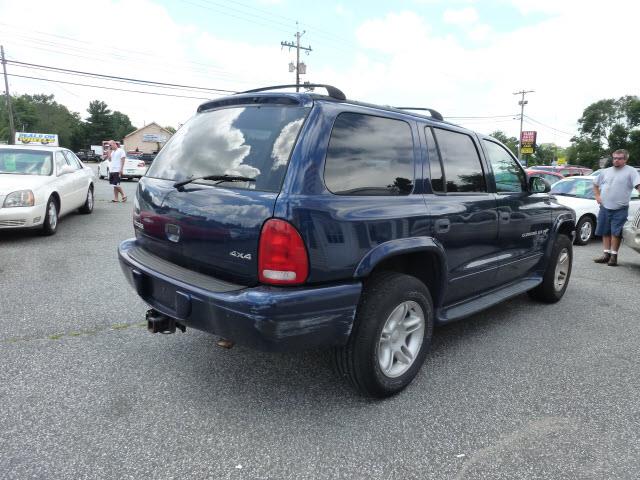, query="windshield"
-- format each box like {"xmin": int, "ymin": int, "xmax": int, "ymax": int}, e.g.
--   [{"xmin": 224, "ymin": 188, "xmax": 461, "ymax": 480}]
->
[
  {"xmin": 0, "ymin": 150, "xmax": 53, "ymax": 176},
  {"xmin": 550, "ymin": 178, "xmax": 595, "ymax": 199},
  {"xmin": 146, "ymin": 105, "xmax": 310, "ymax": 192}
]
